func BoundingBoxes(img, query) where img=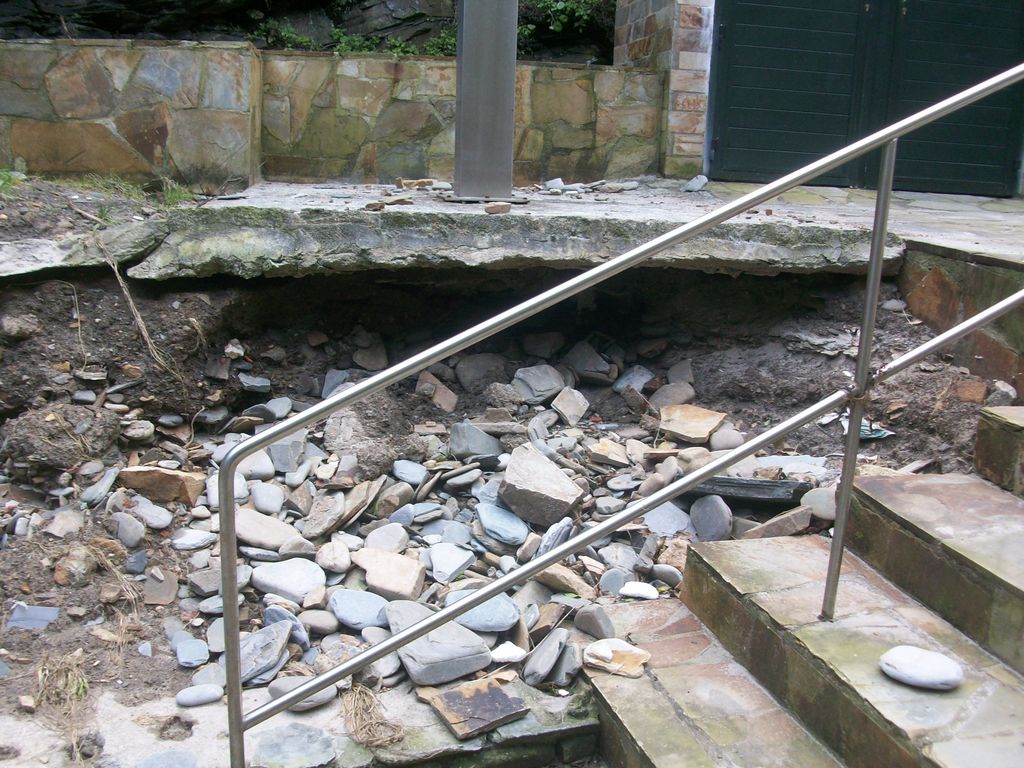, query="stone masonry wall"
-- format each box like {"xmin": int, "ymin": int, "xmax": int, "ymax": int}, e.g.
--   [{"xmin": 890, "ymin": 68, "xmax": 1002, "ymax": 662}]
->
[
  {"xmin": 615, "ymin": 0, "xmax": 713, "ymax": 178},
  {"xmin": 261, "ymin": 53, "xmax": 663, "ymax": 185},
  {"xmin": 0, "ymin": 40, "xmax": 260, "ymax": 193},
  {"xmin": 900, "ymin": 246, "xmax": 1024, "ymax": 393},
  {"xmin": 0, "ymin": 40, "xmax": 662, "ymax": 188}
]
